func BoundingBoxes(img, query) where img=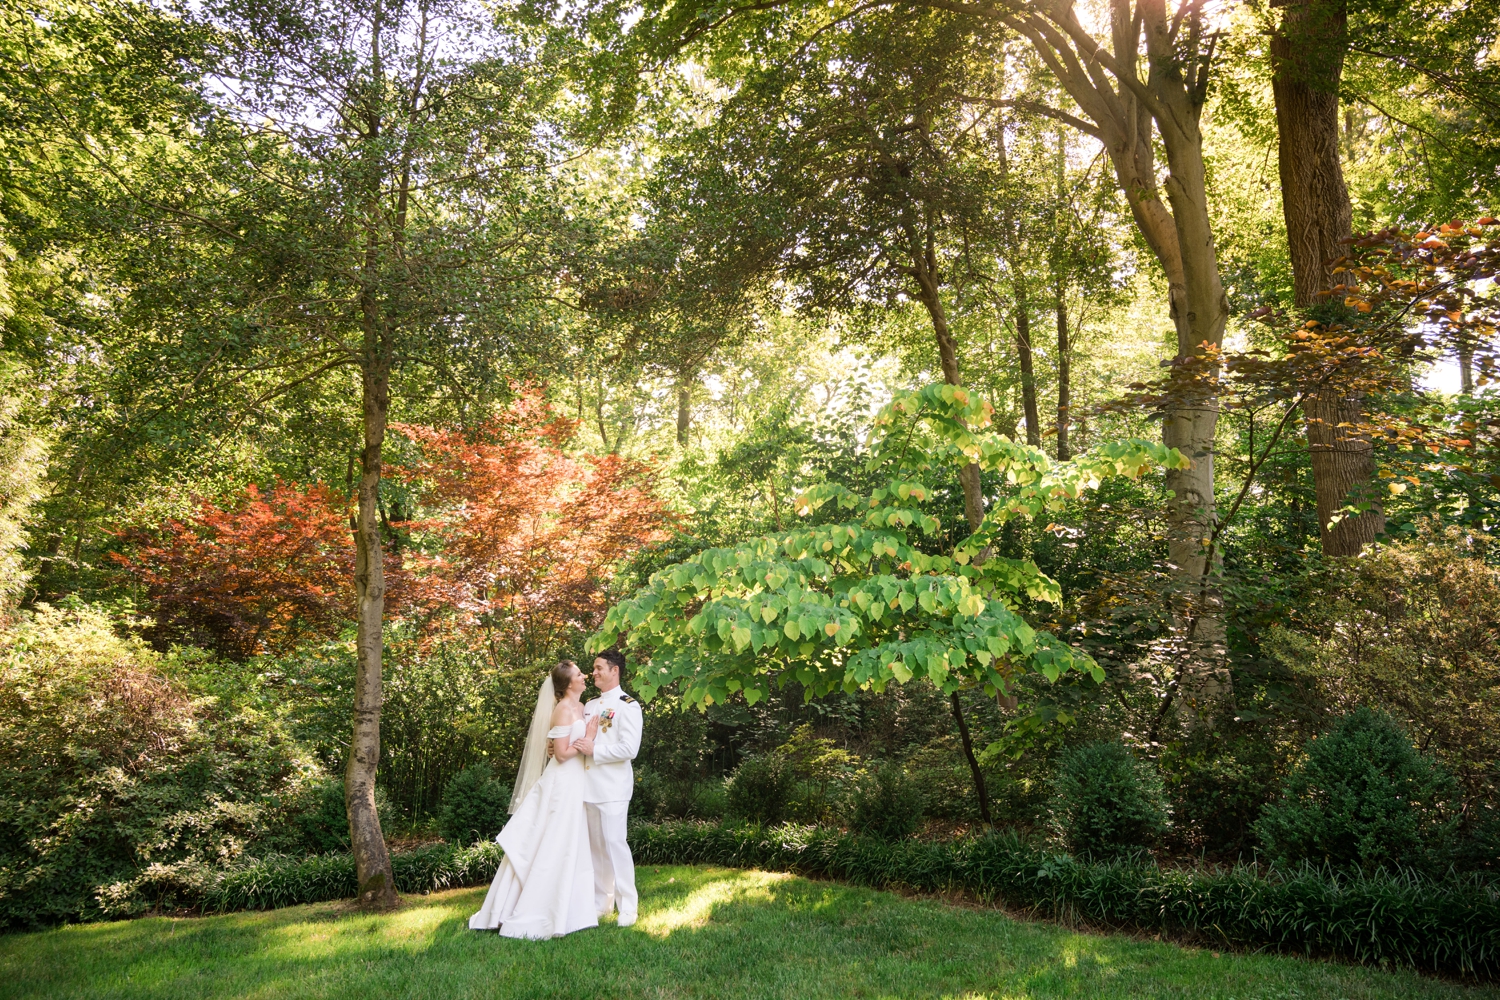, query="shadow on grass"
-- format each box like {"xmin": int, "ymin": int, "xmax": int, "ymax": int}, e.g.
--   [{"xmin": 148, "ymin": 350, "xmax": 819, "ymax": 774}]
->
[{"xmin": 1, "ymin": 866, "xmax": 1493, "ymax": 1000}]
